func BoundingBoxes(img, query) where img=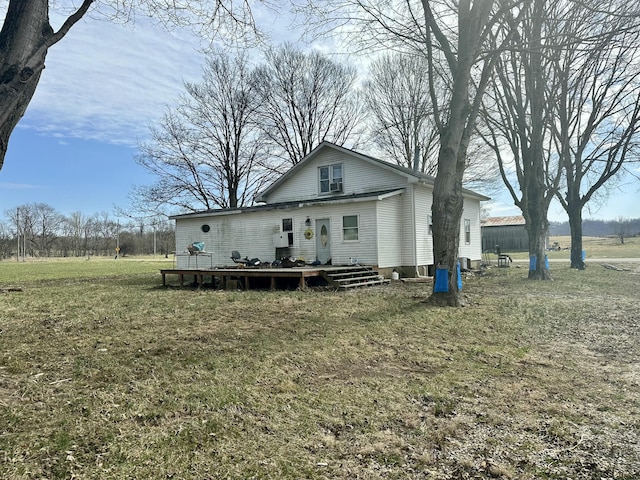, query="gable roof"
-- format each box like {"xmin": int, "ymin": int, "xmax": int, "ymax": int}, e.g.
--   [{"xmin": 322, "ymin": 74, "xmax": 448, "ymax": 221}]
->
[
  {"xmin": 254, "ymin": 142, "xmax": 490, "ymax": 203},
  {"xmin": 170, "ymin": 188, "xmax": 405, "ymax": 220}
]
